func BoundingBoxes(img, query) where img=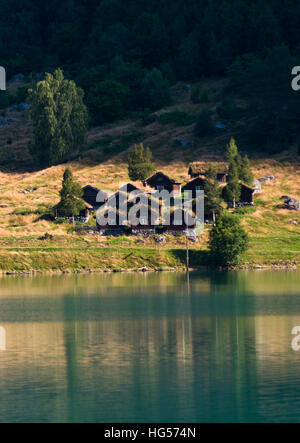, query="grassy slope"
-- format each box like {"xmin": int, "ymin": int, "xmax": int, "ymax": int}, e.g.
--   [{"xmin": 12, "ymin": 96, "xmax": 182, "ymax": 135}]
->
[{"xmin": 0, "ymin": 78, "xmax": 299, "ymax": 272}]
